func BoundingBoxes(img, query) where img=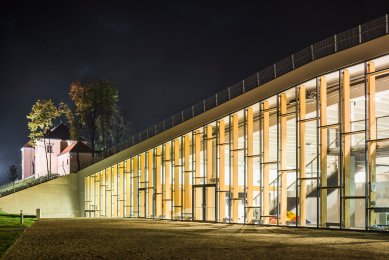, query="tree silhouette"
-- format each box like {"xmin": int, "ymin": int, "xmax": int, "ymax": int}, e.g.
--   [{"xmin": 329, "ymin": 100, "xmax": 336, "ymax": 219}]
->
[
  {"xmin": 69, "ymin": 80, "xmax": 118, "ymax": 158},
  {"xmin": 8, "ymin": 165, "xmax": 19, "ymax": 182}
]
